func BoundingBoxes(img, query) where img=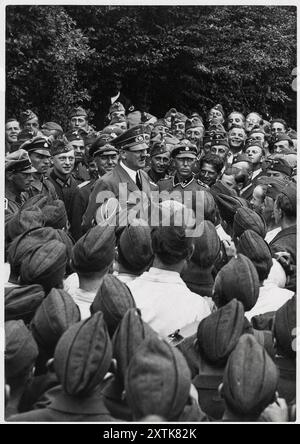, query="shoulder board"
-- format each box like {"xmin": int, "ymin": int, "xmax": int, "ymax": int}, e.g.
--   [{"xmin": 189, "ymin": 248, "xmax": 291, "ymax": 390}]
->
[
  {"xmin": 4, "ymin": 198, "xmax": 8, "ymax": 210},
  {"xmin": 196, "ymin": 179, "xmax": 209, "ymax": 188},
  {"xmin": 78, "ymin": 180, "xmax": 91, "ymax": 189}
]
